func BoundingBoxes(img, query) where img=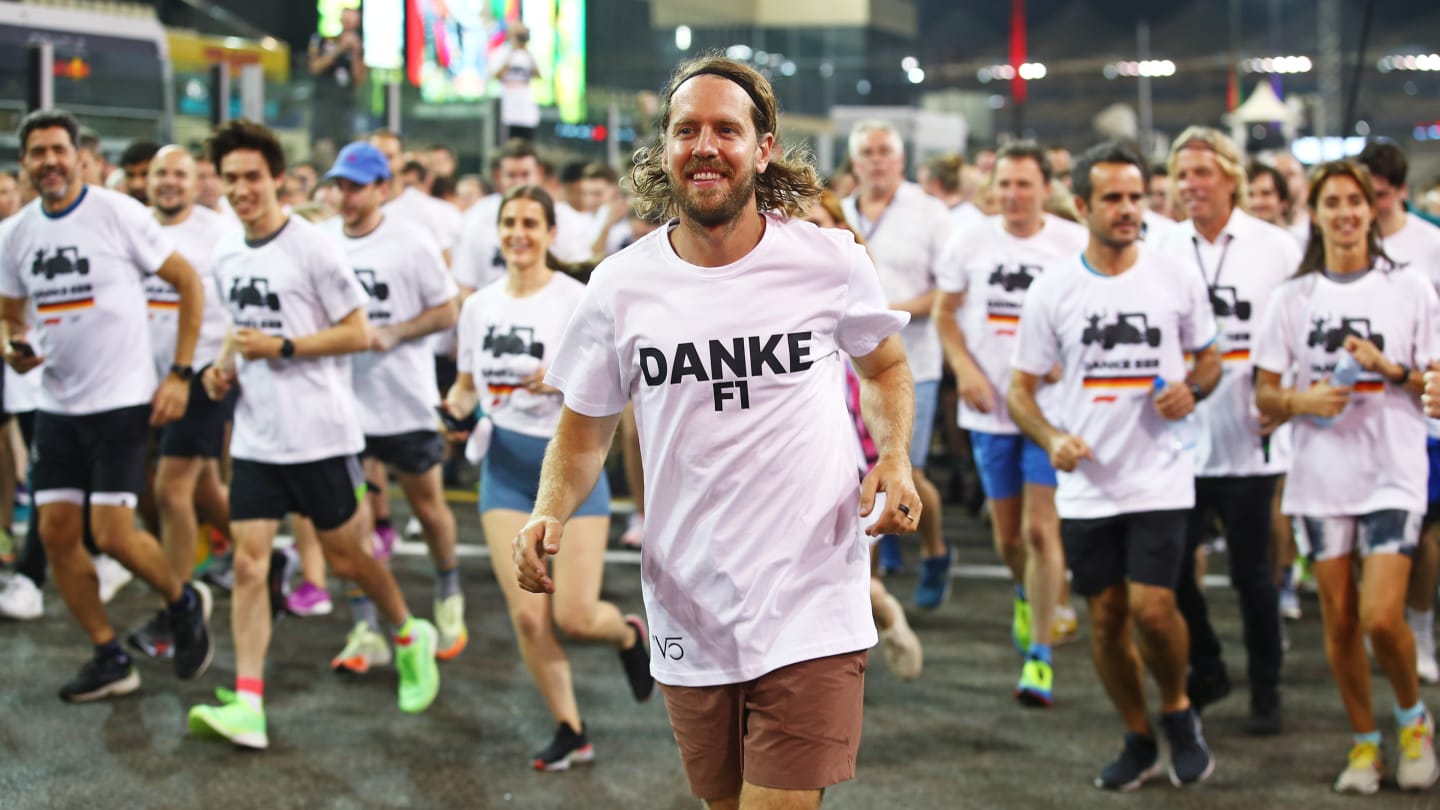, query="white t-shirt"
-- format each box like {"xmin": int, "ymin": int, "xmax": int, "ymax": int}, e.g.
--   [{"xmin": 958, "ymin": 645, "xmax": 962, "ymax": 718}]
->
[
  {"xmin": 842, "ymin": 182, "xmax": 949, "ymax": 382},
  {"xmin": 1150, "ymin": 209, "xmax": 1301, "ymax": 477},
  {"xmin": 147, "ymin": 205, "xmax": 234, "ymax": 378},
  {"xmin": 1385, "ymin": 214, "xmax": 1440, "ymax": 294},
  {"xmin": 385, "ymin": 186, "xmax": 462, "ymax": 255},
  {"xmin": 948, "ymin": 201, "xmax": 985, "ymax": 238},
  {"xmin": 458, "ymin": 272, "xmax": 584, "ymax": 438},
  {"xmin": 937, "ymin": 214, "xmax": 1087, "ymax": 434},
  {"xmin": 453, "ymin": 193, "xmax": 594, "ymax": 289},
  {"xmin": 1254, "ymin": 267, "xmax": 1440, "ymax": 516},
  {"xmin": 1013, "ymin": 247, "xmax": 1219, "ymax": 519},
  {"xmin": 211, "ymin": 216, "xmax": 369, "ymax": 464},
  {"xmin": 496, "ymin": 46, "xmax": 541, "ymax": 128},
  {"xmin": 328, "ymin": 217, "xmax": 458, "ymax": 437},
  {"xmin": 0, "ymin": 187, "xmax": 170, "ymax": 415},
  {"xmin": 0, "ymin": 217, "xmax": 39, "ymax": 414},
  {"xmin": 545, "ymin": 214, "xmax": 907, "ymax": 687},
  {"xmin": 552, "ymin": 200, "xmax": 597, "ymax": 264},
  {"xmin": 1287, "ymin": 212, "xmax": 1311, "ymax": 247},
  {"xmin": 1142, "ymin": 209, "xmax": 1181, "ymax": 243}
]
